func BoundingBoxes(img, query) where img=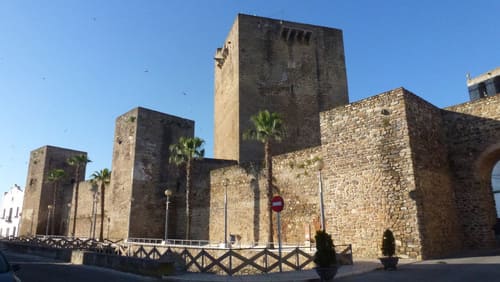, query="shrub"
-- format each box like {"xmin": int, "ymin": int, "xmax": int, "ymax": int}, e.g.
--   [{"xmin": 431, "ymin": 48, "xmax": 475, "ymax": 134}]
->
[
  {"xmin": 381, "ymin": 229, "xmax": 396, "ymax": 257},
  {"xmin": 314, "ymin": 230, "xmax": 337, "ymax": 267}
]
